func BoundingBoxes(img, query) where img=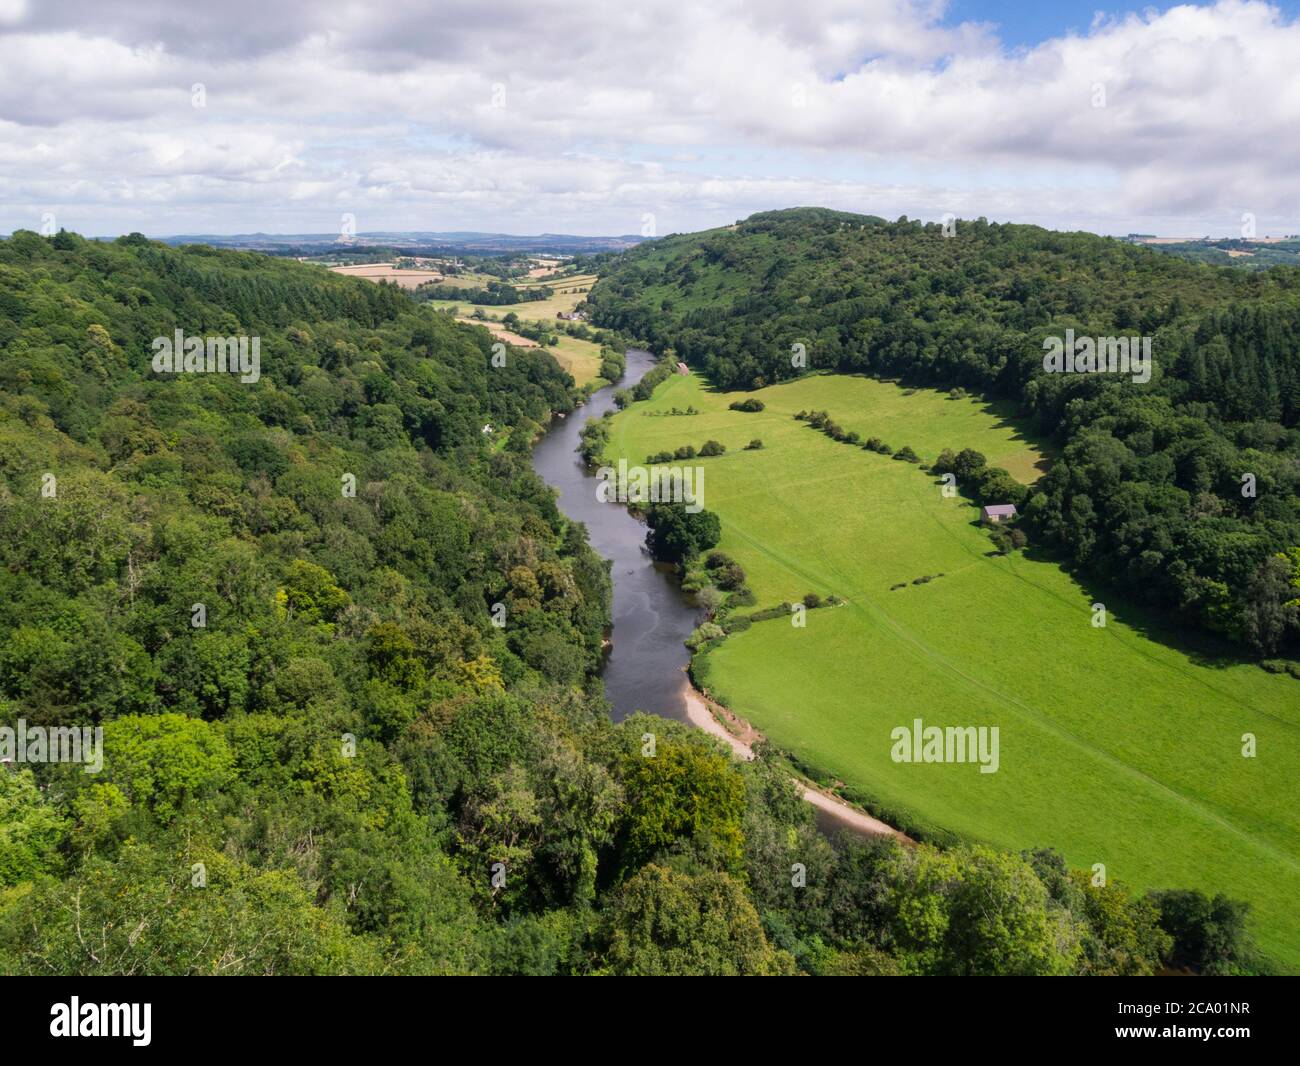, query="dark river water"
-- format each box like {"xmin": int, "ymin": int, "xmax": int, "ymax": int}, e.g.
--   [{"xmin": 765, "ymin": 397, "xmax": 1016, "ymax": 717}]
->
[{"xmin": 531, "ymin": 349, "xmax": 700, "ymax": 722}]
